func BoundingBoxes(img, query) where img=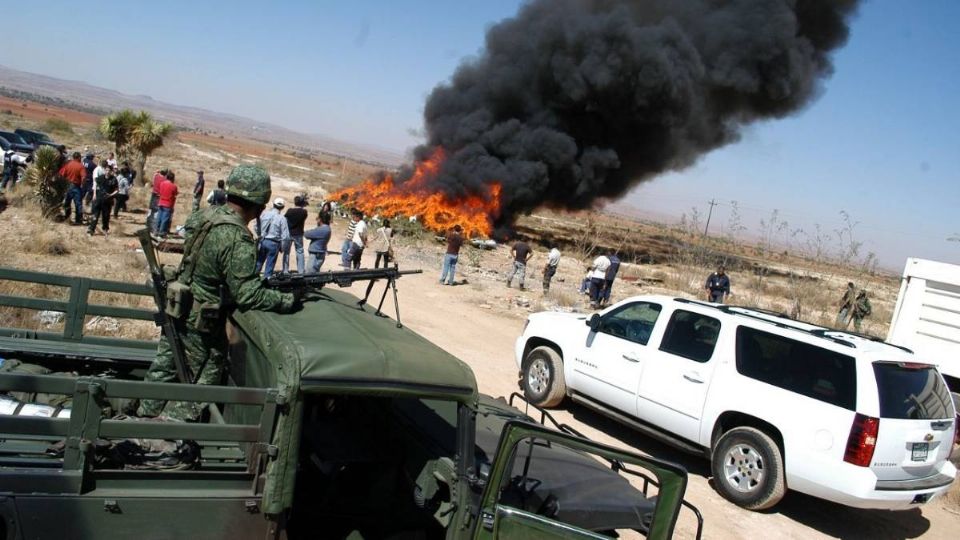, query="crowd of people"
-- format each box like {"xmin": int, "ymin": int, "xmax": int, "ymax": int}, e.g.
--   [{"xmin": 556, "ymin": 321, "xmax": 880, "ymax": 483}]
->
[
  {"xmin": 56, "ymin": 151, "xmax": 134, "ymax": 235},
  {"xmin": 10, "ymin": 146, "xmax": 881, "ymax": 328}
]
